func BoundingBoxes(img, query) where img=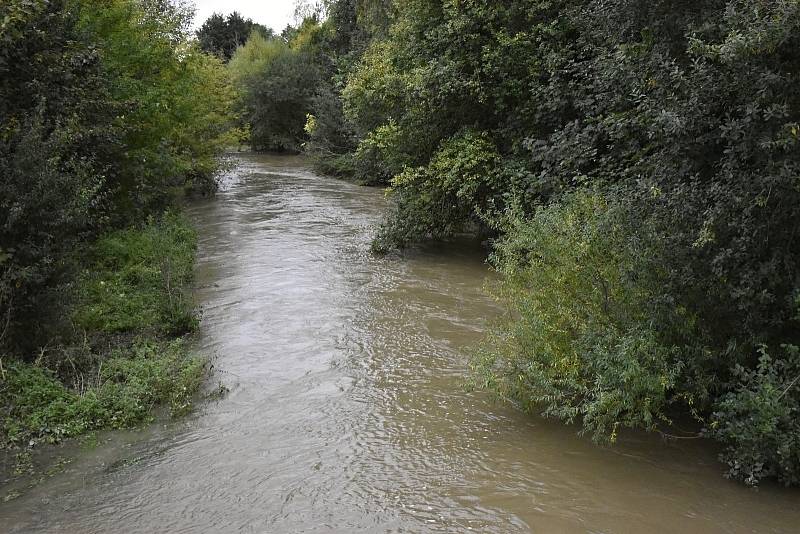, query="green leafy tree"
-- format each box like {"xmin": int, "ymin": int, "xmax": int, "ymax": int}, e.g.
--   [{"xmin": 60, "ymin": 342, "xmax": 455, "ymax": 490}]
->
[
  {"xmin": 196, "ymin": 11, "xmax": 273, "ymax": 61},
  {"xmin": 229, "ymin": 21, "xmax": 324, "ymax": 151},
  {"xmin": 1, "ymin": 0, "xmax": 235, "ymax": 354},
  {"xmin": 1, "ymin": 0, "xmax": 115, "ymax": 351}
]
